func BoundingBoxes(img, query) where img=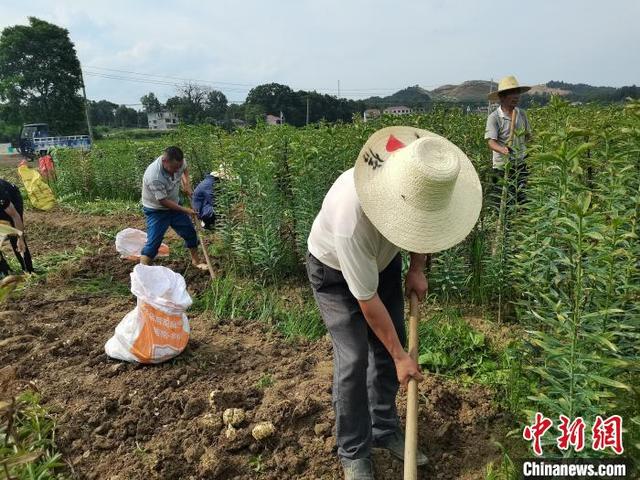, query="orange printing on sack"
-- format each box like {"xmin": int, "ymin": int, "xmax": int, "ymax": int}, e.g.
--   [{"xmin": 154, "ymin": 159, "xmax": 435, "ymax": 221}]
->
[
  {"xmin": 131, "ymin": 302, "xmax": 188, "ymax": 363},
  {"xmin": 122, "ymin": 244, "xmax": 170, "ymax": 261}
]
